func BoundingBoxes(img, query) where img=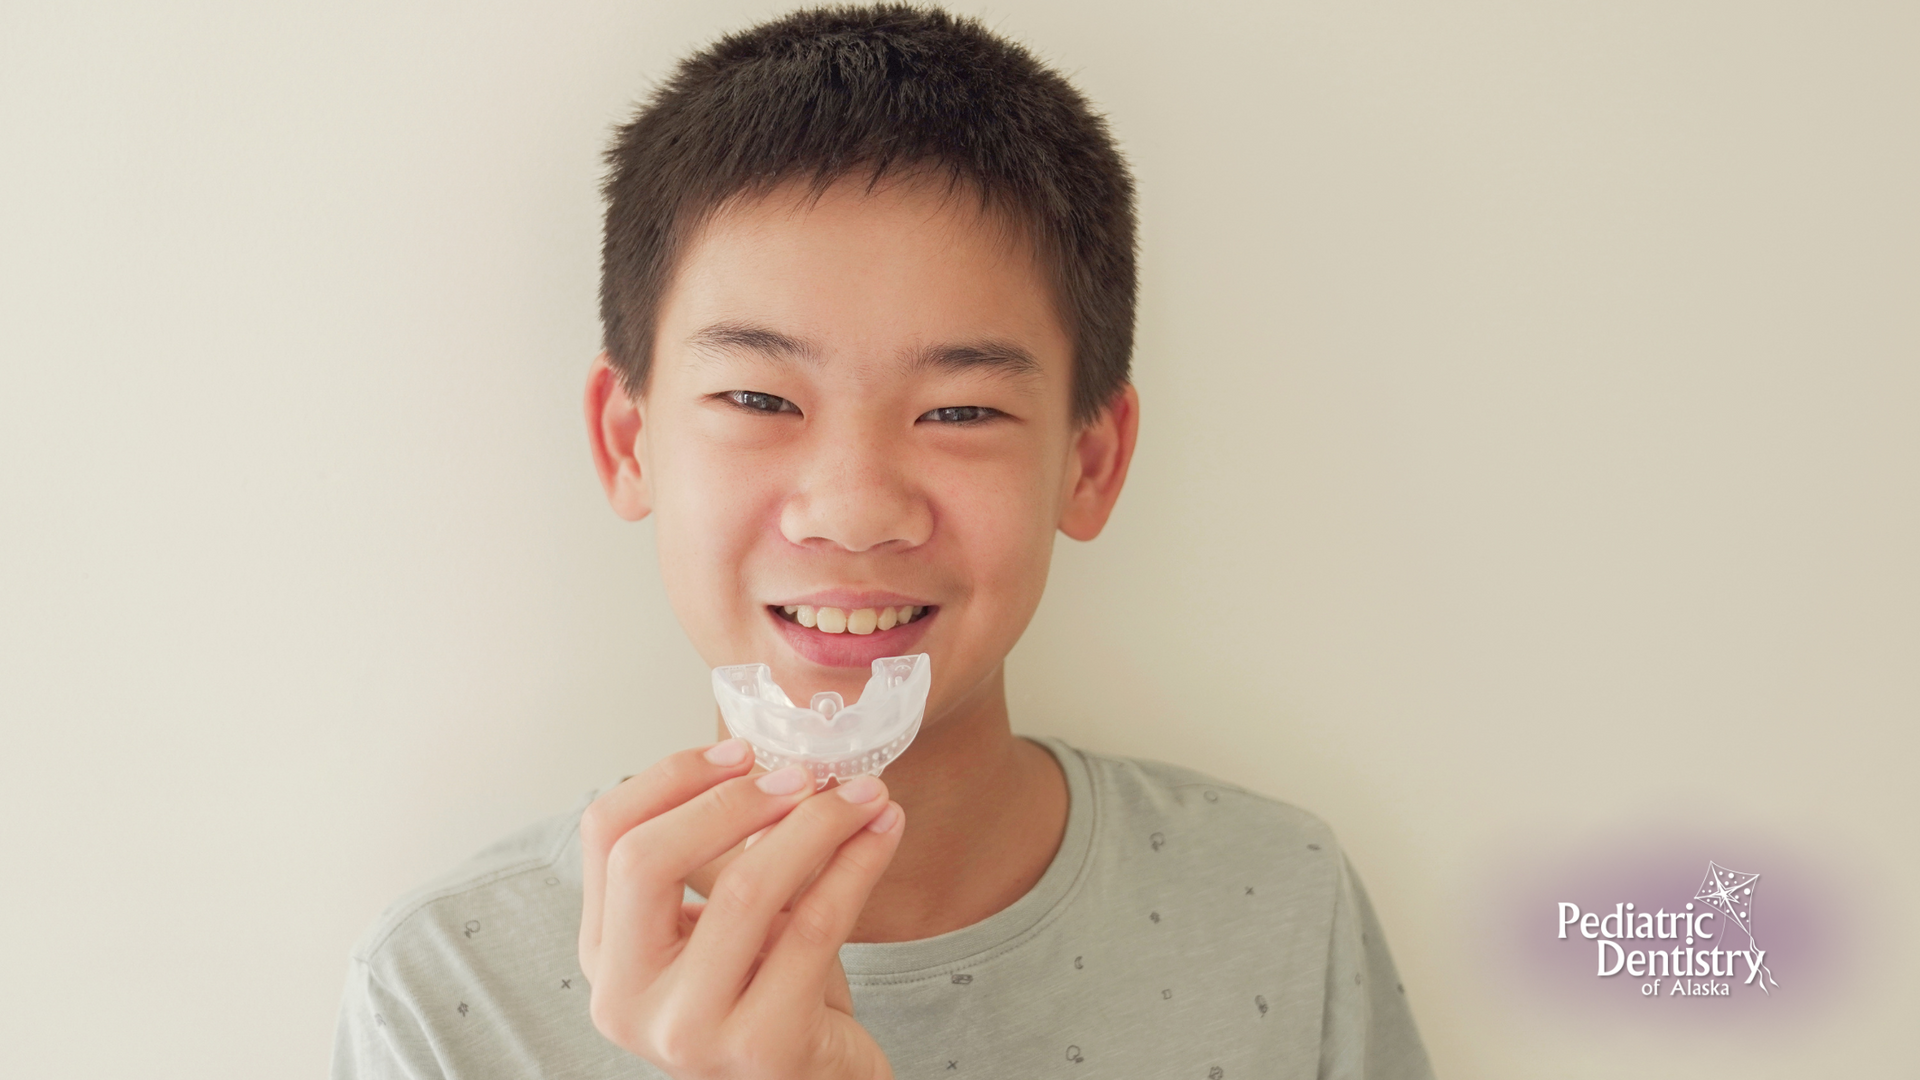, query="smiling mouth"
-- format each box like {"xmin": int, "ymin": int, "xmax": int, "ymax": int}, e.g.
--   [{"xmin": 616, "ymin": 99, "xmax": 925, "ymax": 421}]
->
[{"xmin": 770, "ymin": 604, "xmax": 931, "ymax": 635}]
